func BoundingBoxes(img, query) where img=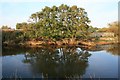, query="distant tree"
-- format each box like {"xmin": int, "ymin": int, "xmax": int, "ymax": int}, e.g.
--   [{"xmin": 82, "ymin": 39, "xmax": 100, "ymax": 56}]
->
[
  {"xmin": 1, "ymin": 25, "xmax": 11, "ymax": 29},
  {"xmin": 2, "ymin": 30, "xmax": 24, "ymax": 44},
  {"xmin": 16, "ymin": 22, "xmax": 29, "ymax": 30},
  {"xmin": 108, "ymin": 21, "xmax": 118, "ymax": 36},
  {"xmin": 97, "ymin": 21, "xmax": 118, "ymax": 37}
]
